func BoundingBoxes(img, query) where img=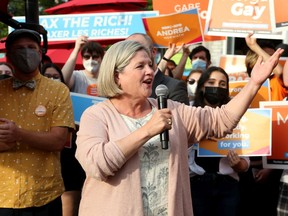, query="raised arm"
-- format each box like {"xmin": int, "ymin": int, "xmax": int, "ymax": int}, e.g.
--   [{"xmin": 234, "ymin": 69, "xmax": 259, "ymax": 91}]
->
[
  {"xmin": 172, "ymin": 45, "xmax": 190, "ymax": 80},
  {"xmin": 62, "ymin": 35, "xmax": 88, "ymax": 89},
  {"xmin": 245, "ymin": 33, "xmax": 283, "ymax": 78},
  {"xmin": 226, "ymin": 48, "xmax": 283, "ymax": 118},
  {"xmin": 76, "ymin": 106, "xmax": 173, "ymax": 180},
  {"xmin": 157, "ymin": 43, "xmax": 183, "ymax": 73}
]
